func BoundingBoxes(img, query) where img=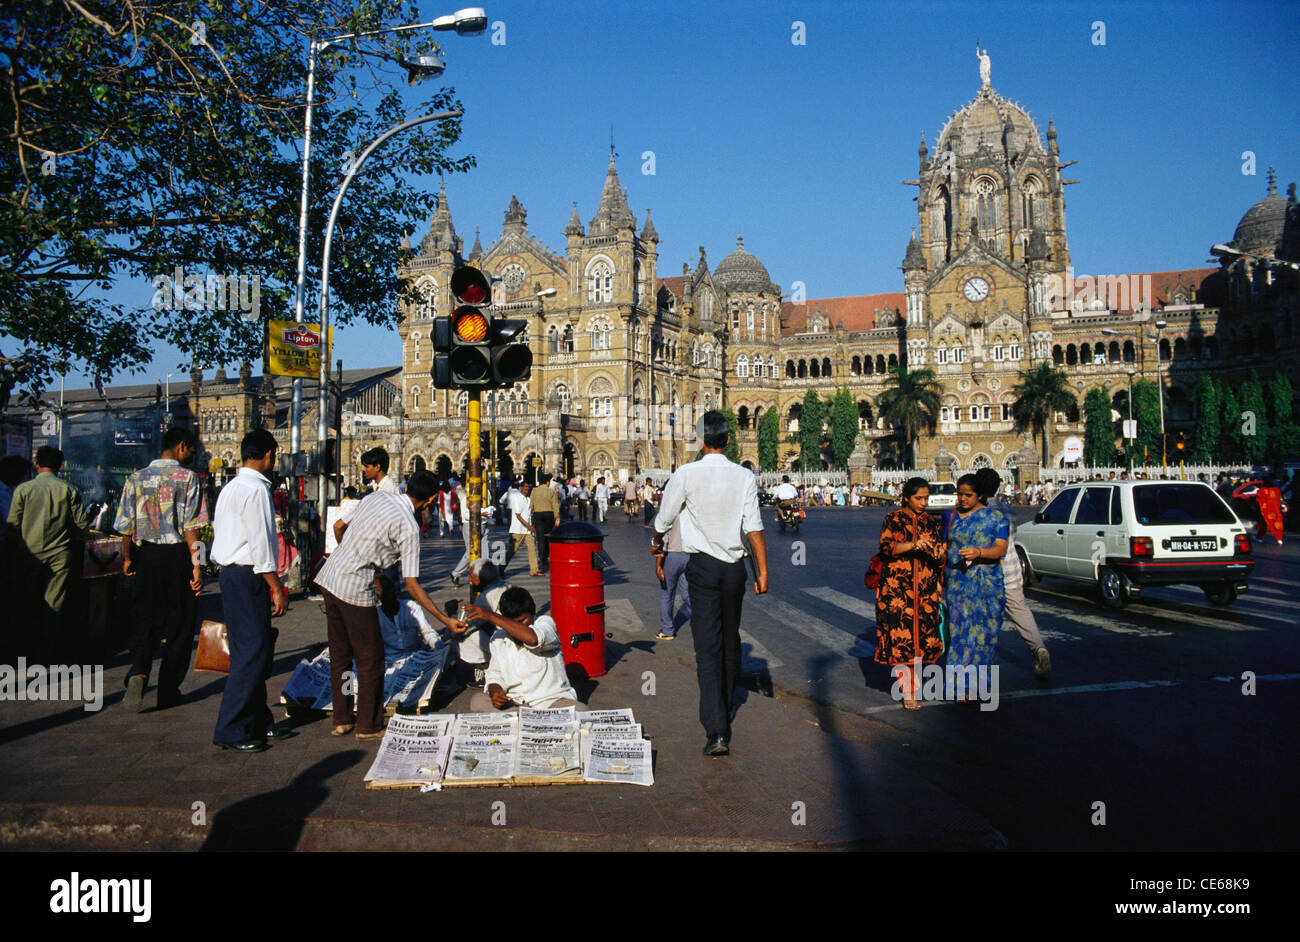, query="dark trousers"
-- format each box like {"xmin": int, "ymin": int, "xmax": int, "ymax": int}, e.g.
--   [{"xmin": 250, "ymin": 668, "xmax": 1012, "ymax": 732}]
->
[
  {"xmin": 577, "ymin": 499, "xmax": 589, "ymax": 521},
  {"xmin": 685, "ymin": 553, "xmax": 748, "ymax": 740},
  {"xmin": 213, "ymin": 565, "xmax": 277, "ymax": 744},
  {"xmin": 322, "ymin": 589, "xmax": 385, "ymax": 734},
  {"xmin": 533, "ymin": 511, "xmax": 556, "ymax": 568},
  {"xmin": 127, "ymin": 541, "xmax": 197, "ymax": 701}
]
